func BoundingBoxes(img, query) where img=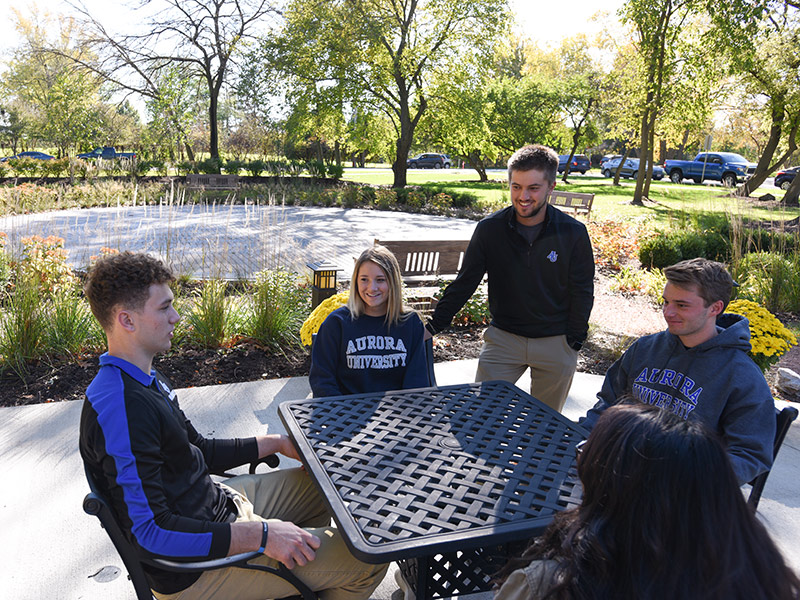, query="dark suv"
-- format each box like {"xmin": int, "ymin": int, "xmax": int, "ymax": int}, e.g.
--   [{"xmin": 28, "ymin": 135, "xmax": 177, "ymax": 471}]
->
[
  {"xmin": 407, "ymin": 153, "xmax": 451, "ymax": 169},
  {"xmin": 557, "ymin": 154, "xmax": 591, "ymax": 174},
  {"xmin": 775, "ymin": 167, "xmax": 798, "ymax": 190}
]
